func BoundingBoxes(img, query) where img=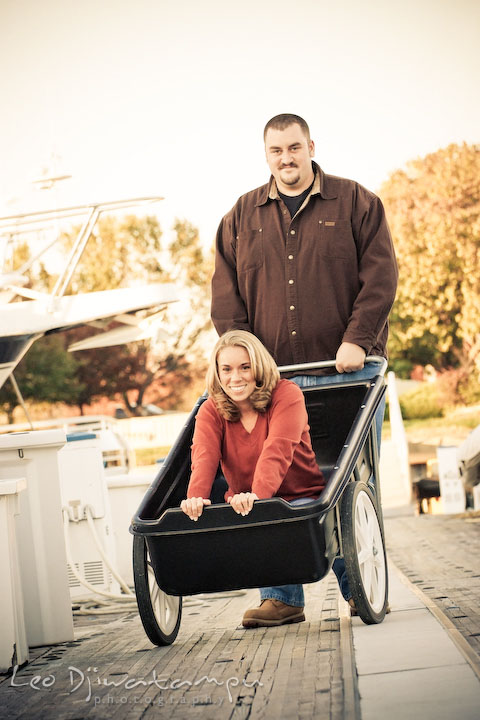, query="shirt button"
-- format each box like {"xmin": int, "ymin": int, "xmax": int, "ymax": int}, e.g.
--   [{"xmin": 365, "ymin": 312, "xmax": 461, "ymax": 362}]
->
[
  {"xmin": 319, "ymin": 220, "xmax": 323, "ymax": 225},
  {"xmin": 290, "ymin": 230, "xmax": 296, "ymax": 235},
  {"xmin": 288, "ymin": 254, "xmax": 293, "ymax": 260},
  {"xmin": 290, "ymin": 305, "xmax": 295, "ymax": 310},
  {"xmin": 291, "ymin": 330, "xmax": 297, "ymax": 336},
  {"xmin": 288, "ymin": 279, "xmax": 294, "ymax": 285}
]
